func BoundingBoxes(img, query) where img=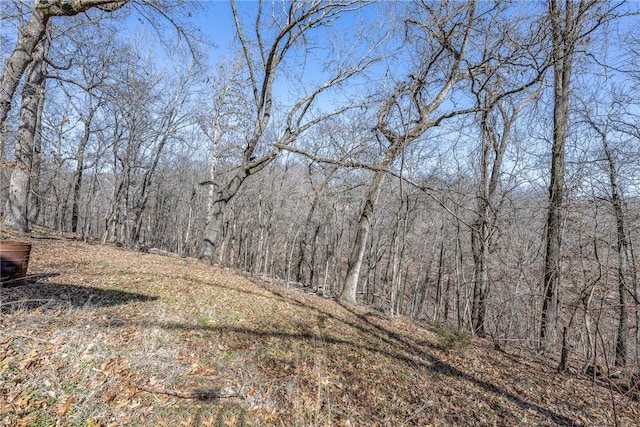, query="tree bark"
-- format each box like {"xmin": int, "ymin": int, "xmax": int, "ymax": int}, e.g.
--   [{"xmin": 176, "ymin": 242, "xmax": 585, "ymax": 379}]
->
[
  {"xmin": 471, "ymin": 213, "xmax": 489, "ymax": 336},
  {"xmin": 71, "ymin": 107, "xmax": 97, "ymax": 233},
  {"xmin": 3, "ymin": 37, "xmax": 48, "ymax": 231},
  {"xmin": 0, "ymin": 9, "xmax": 48, "ymax": 135},
  {"xmin": 471, "ymin": 107, "xmax": 495, "ymax": 336},
  {"xmin": 201, "ymin": 171, "xmax": 248, "ymax": 261},
  {"xmin": 540, "ymin": 0, "xmax": 575, "ymax": 349},
  {"xmin": 340, "ymin": 143, "xmax": 401, "ymax": 304},
  {"xmin": 433, "ymin": 228, "xmax": 446, "ymax": 322},
  {"xmin": 27, "ymin": 54, "xmax": 46, "ymax": 225},
  {"xmin": 539, "ymin": 0, "xmax": 615, "ymax": 351},
  {"xmin": 601, "ymin": 129, "xmax": 629, "ymax": 367}
]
